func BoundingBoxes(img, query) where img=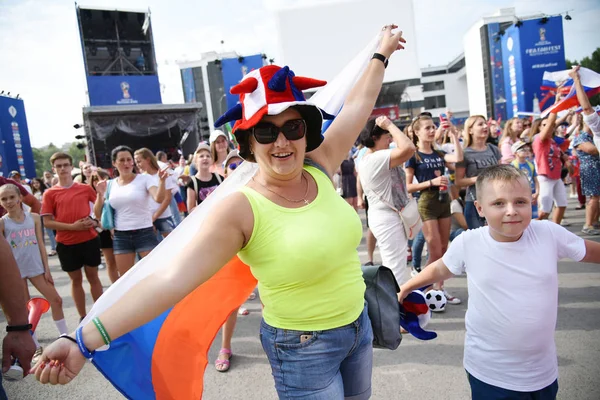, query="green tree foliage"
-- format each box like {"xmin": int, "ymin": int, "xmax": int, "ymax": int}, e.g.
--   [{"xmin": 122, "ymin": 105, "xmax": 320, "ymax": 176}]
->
[
  {"xmin": 566, "ymin": 47, "xmax": 600, "ymax": 106},
  {"xmin": 32, "ymin": 142, "xmax": 86, "ymax": 178},
  {"xmin": 33, "ymin": 143, "xmax": 59, "ymax": 178},
  {"xmin": 67, "ymin": 142, "xmax": 87, "ymax": 168}
]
